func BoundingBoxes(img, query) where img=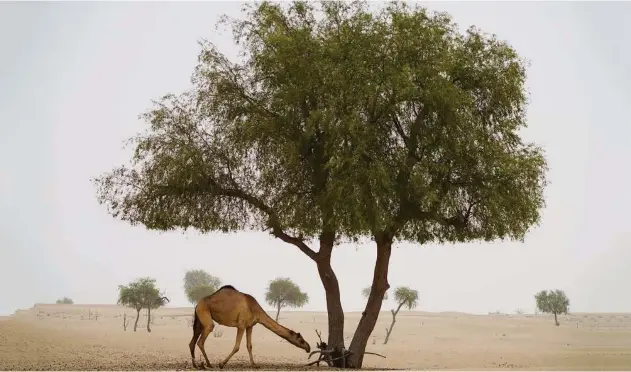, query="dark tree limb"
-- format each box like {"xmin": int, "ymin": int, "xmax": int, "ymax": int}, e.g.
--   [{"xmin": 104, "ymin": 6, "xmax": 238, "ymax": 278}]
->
[{"xmin": 306, "ymin": 329, "xmax": 386, "ymax": 367}]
